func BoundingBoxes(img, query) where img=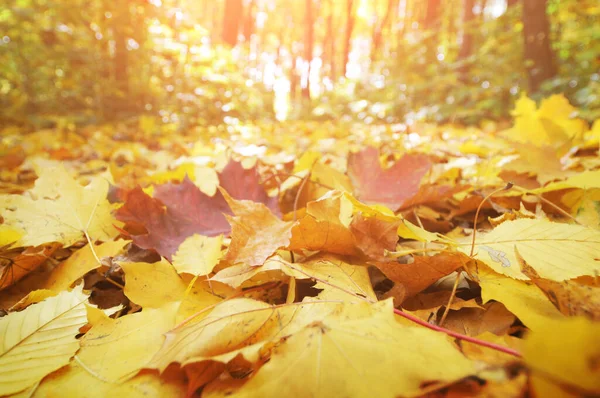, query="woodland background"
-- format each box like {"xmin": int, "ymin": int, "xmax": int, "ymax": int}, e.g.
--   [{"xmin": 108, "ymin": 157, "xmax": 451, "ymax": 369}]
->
[{"xmin": 1, "ymin": 0, "xmax": 599, "ymax": 127}]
